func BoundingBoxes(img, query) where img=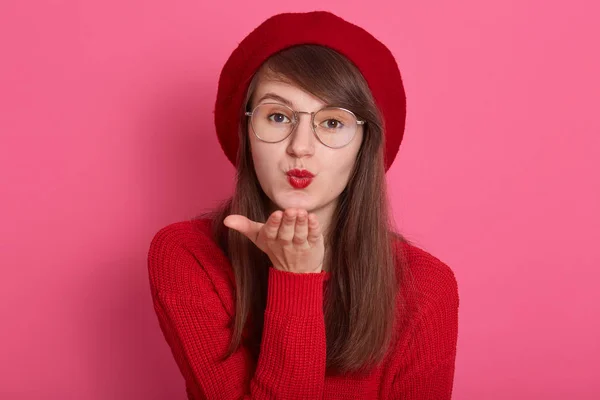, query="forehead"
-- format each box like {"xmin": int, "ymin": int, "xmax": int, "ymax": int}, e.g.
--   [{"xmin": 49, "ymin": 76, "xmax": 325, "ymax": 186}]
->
[{"xmin": 251, "ymin": 76, "xmax": 326, "ymax": 110}]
